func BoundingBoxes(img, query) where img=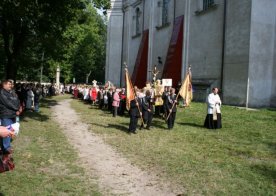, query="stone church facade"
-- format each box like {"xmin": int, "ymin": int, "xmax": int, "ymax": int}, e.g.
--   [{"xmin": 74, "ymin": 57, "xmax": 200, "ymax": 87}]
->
[{"xmin": 105, "ymin": 0, "xmax": 276, "ymax": 108}]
